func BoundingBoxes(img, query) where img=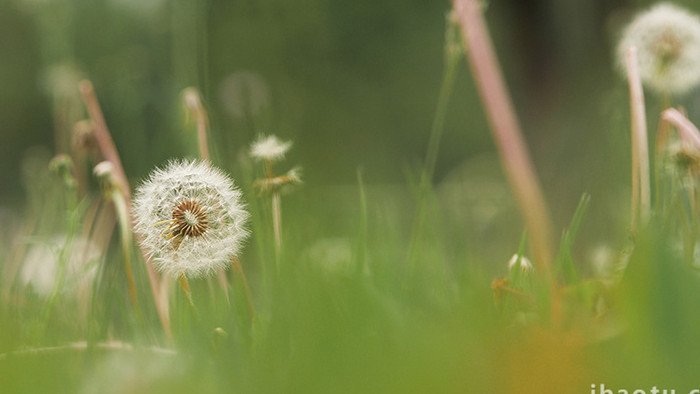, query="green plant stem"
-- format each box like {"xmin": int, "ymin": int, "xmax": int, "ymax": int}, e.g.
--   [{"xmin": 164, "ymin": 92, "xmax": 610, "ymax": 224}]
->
[
  {"xmin": 179, "ymin": 275, "xmax": 196, "ymax": 313},
  {"xmin": 265, "ymin": 160, "xmax": 283, "ymax": 269},
  {"xmin": 111, "ymin": 188, "xmax": 138, "ymax": 310},
  {"xmin": 232, "ymin": 257, "xmax": 255, "ymax": 326},
  {"xmin": 406, "ymin": 38, "xmax": 460, "ymax": 275}
]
